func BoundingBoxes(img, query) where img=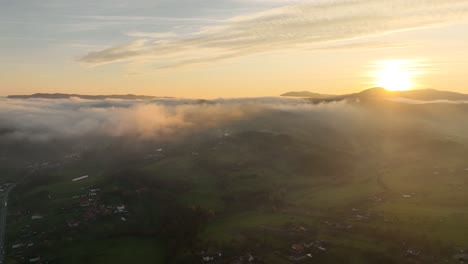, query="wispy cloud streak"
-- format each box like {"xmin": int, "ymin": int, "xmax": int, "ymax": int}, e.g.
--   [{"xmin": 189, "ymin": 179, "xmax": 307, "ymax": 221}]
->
[{"xmin": 79, "ymin": 0, "xmax": 468, "ymax": 69}]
